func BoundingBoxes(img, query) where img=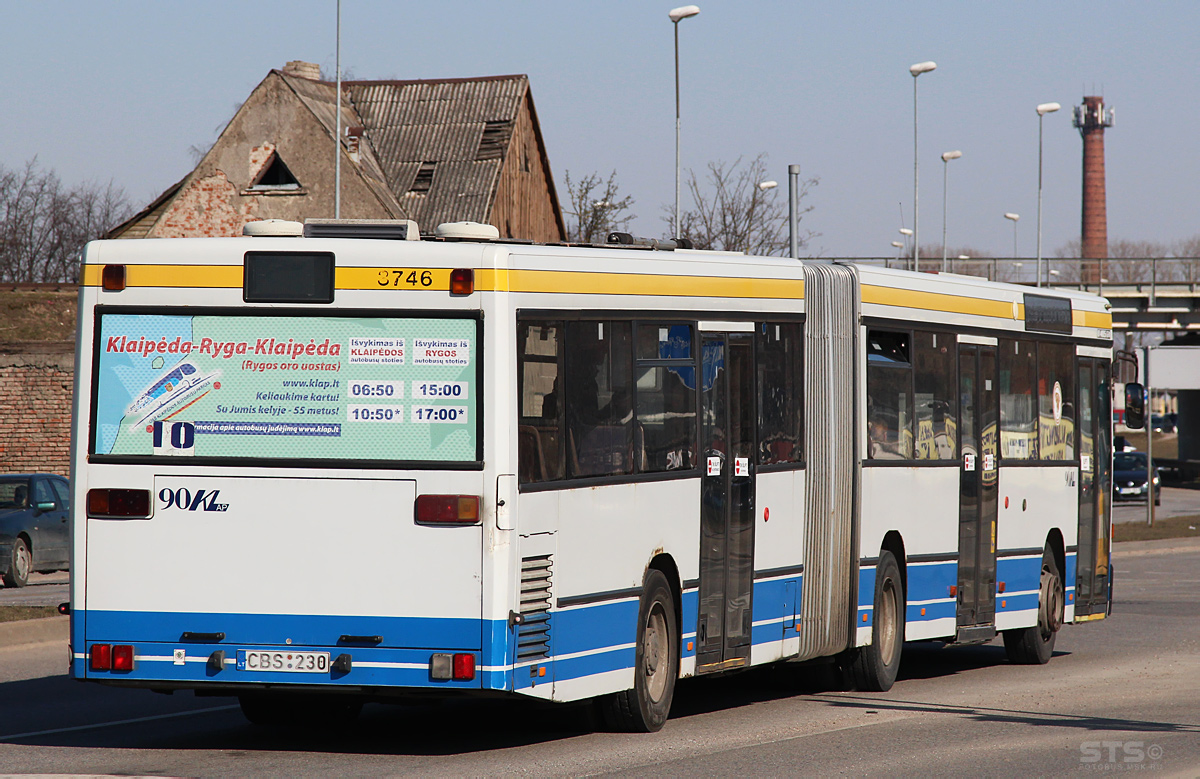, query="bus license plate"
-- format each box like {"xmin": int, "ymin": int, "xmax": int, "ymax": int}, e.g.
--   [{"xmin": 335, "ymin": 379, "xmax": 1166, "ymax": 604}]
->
[{"xmin": 237, "ymin": 650, "xmax": 331, "ymax": 673}]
